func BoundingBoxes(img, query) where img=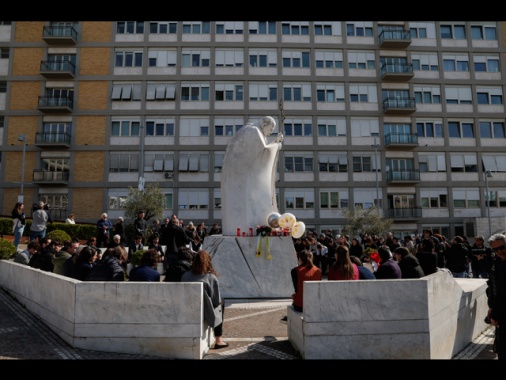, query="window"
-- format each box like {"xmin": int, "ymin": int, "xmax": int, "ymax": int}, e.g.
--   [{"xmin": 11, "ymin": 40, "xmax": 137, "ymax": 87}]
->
[
  {"xmin": 215, "ymin": 83, "xmax": 244, "ymax": 101},
  {"xmin": 39, "ymin": 194, "xmax": 68, "ymax": 219},
  {"xmin": 111, "ymin": 83, "xmax": 141, "ymax": 101},
  {"xmin": 450, "ymin": 154, "xmax": 478, "ymax": 172},
  {"xmin": 482, "ymin": 155, "xmax": 506, "ymax": 172},
  {"xmin": 416, "ymin": 120, "xmax": 443, "ymax": 138},
  {"xmin": 471, "ymin": 23, "xmax": 497, "ymax": 40},
  {"xmin": 178, "ymin": 153, "xmax": 209, "ymax": 172},
  {"xmin": 350, "ymin": 84, "xmax": 377, "ymax": 103},
  {"xmin": 0, "ymin": 21, "xmax": 11, "ymax": 25},
  {"xmin": 214, "ymin": 118, "xmax": 243, "ymax": 136},
  {"xmin": 148, "ymin": 21, "xmax": 177, "ymax": 34},
  {"xmin": 448, "ymin": 121, "xmax": 474, "ymax": 138},
  {"xmin": 317, "ymin": 118, "xmax": 346, "ymax": 137},
  {"xmin": 148, "ymin": 49, "xmax": 177, "ymax": 67},
  {"xmin": 179, "ymin": 118, "xmax": 209, "ymax": 137},
  {"xmin": 214, "ymin": 152, "xmax": 225, "ymax": 173},
  {"xmin": 111, "ymin": 120, "xmax": 141, "ymax": 137},
  {"xmin": 249, "ymin": 82, "xmax": 277, "ymax": 101},
  {"xmin": 420, "ymin": 189, "xmax": 448, "ymax": 208},
  {"xmin": 453, "ymin": 189, "xmax": 480, "ymax": 208},
  {"xmin": 281, "ymin": 22, "xmax": 309, "ymax": 35},
  {"xmin": 0, "ymin": 81, "xmax": 6, "ymax": 93},
  {"xmin": 145, "ymin": 119, "xmax": 174, "ymax": 136},
  {"xmin": 282, "ymin": 50, "xmax": 310, "ymax": 68},
  {"xmin": 409, "ymin": 23, "xmax": 428, "ymax": 38},
  {"xmin": 319, "ymin": 153, "xmax": 348, "ymax": 172},
  {"xmin": 178, "ymin": 190, "xmax": 209, "ymax": 209},
  {"xmin": 180, "ymin": 83, "xmax": 210, "ymax": 101},
  {"xmin": 414, "ymin": 85, "xmax": 441, "ymax": 104},
  {"xmin": 445, "ymin": 86, "xmax": 472, "ymax": 104},
  {"xmin": 316, "ymin": 83, "xmax": 345, "ymax": 102},
  {"xmin": 46, "ymin": 54, "xmax": 76, "ymax": 71},
  {"xmin": 146, "ymin": 83, "xmax": 176, "ymax": 100},
  {"xmin": 144, "ymin": 153, "xmax": 174, "ymax": 172},
  {"xmin": 350, "ymin": 118, "xmax": 380, "ymax": 137},
  {"xmin": 216, "ymin": 21, "xmax": 243, "ymax": 34},
  {"xmin": 0, "ymin": 116, "xmax": 4, "ymax": 128},
  {"xmin": 442, "ymin": 53, "xmax": 469, "ymax": 72},
  {"xmin": 1, "ymin": 48, "xmax": 9, "ymax": 59},
  {"xmin": 248, "ymin": 21, "xmax": 276, "ymax": 34},
  {"xmin": 41, "ymin": 157, "xmax": 69, "ymax": 173},
  {"xmin": 348, "ymin": 51, "xmax": 375, "ymax": 70},
  {"xmin": 285, "ymin": 189, "xmax": 314, "ymax": 209},
  {"xmin": 479, "ymin": 121, "xmax": 505, "ymax": 139},
  {"xmin": 283, "ymin": 119, "xmax": 312, "ymax": 136},
  {"xmin": 249, "ymin": 49, "xmax": 276, "ymax": 68},
  {"xmin": 44, "ymin": 88, "xmax": 74, "ymax": 101},
  {"xmin": 315, "ymin": 50, "xmax": 343, "ymax": 69},
  {"xmin": 215, "ymin": 49, "xmax": 244, "ymax": 67},
  {"xmin": 42, "ymin": 122, "xmax": 71, "ymax": 142},
  {"xmin": 182, "ymin": 21, "xmax": 210, "ymax": 34},
  {"xmin": 115, "ymin": 50, "xmax": 143, "ymax": 67},
  {"xmin": 108, "ymin": 194, "xmax": 128, "ymax": 210},
  {"xmin": 418, "ymin": 153, "xmax": 446, "ymax": 173},
  {"xmin": 164, "ymin": 193, "xmax": 173, "ymax": 210},
  {"xmin": 346, "ymin": 22, "xmax": 373, "ymax": 37},
  {"xmin": 283, "ymin": 83, "xmax": 311, "ymax": 102},
  {"xmin": 473, "ymin": 55, "xmax": 499, "ymax": 73},
  {"xmin": 314, "ymin": 22, "xmax": 341, "ymax": 36},
  {"xmin": 117, "ymin": 21, "xmax": 144, "ymax": 34},
  {"xmin": 440, "ymin": 24, "xmax": 466, "ymax": 39},
  {"xmin": 411, "ymin": 53, "xmax": 438, "ymax": 71},
  {"xmin": 354, "ymin": 189, "xmax": 380, "ymax": 209},
  {"xmin": 476, "ymin": 86, "xmax": 503, "ymax": 105},
  {"xmin": 320, "ymin": 190, "xmax": 348, "ymax": 209},
  {"xmin": 353, "ymin": 155, "xmax": 373, "ymax": 172},
  {"xmin": 284, "ymin": 154, "xmax": 314, "ymax": 172},
  {"xmin": 181, "ymin": 49, "xmax": 210, "ymax": 67},
  {"xmin": 109, "ymin": 153, "xmax": 139, "ymax": 172},
  {"xmin": 214, "ymin": 189, "xmax": 221, "ymax": 209}
]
